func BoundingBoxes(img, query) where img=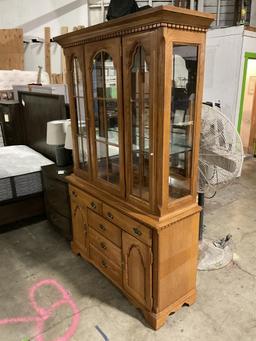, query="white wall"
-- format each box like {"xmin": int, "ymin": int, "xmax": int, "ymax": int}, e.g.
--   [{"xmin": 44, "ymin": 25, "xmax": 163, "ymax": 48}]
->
[
  {"xmin": 240, "ymin": 59, "xmax": 256, "ymax": 148},
  {"xmin": 235, "ymin": 29, "xmax": 256, "ymax": 127},
  {"xmin": 203, "ymin": 26, "xmax": 244, "ymax": 125},
  {"xmin": 0, "ymin": 0, "xmax": 88, "ymax": 73},
  {"xmin": 250, "ymin": 0, "xmax": 256, "ymax": 26}
]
